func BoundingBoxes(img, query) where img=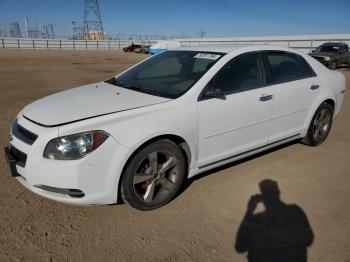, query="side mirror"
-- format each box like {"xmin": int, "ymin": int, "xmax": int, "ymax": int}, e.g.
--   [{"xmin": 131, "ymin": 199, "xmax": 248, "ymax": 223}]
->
[{"xmin": 204, "ymin": 88, "xmax": 225, "ymax": 99}]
